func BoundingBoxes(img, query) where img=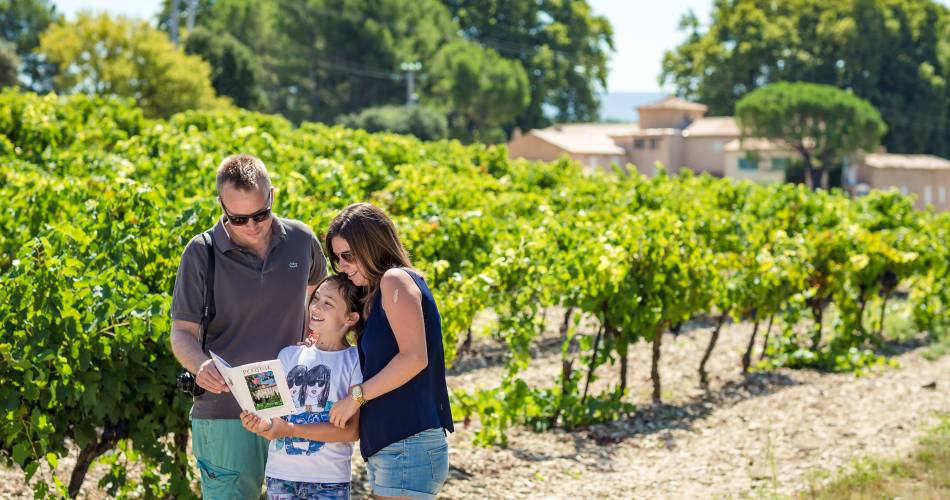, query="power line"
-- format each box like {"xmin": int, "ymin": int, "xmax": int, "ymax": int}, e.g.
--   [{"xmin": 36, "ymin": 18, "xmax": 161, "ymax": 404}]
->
[{"xmin": 312, "ymin": 57, "xmax": 402, "ymax": 81}]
